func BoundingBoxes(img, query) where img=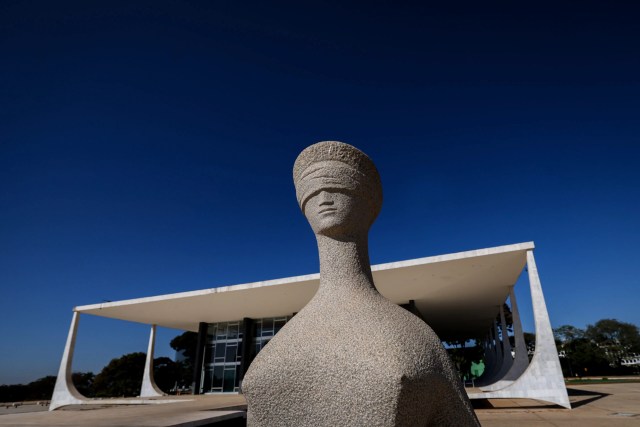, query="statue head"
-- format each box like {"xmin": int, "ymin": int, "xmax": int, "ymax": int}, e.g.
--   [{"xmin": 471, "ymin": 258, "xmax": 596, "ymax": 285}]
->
[{"xmin": 293, "ymin": 141, "xmax": 383, "ymax": 239}]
